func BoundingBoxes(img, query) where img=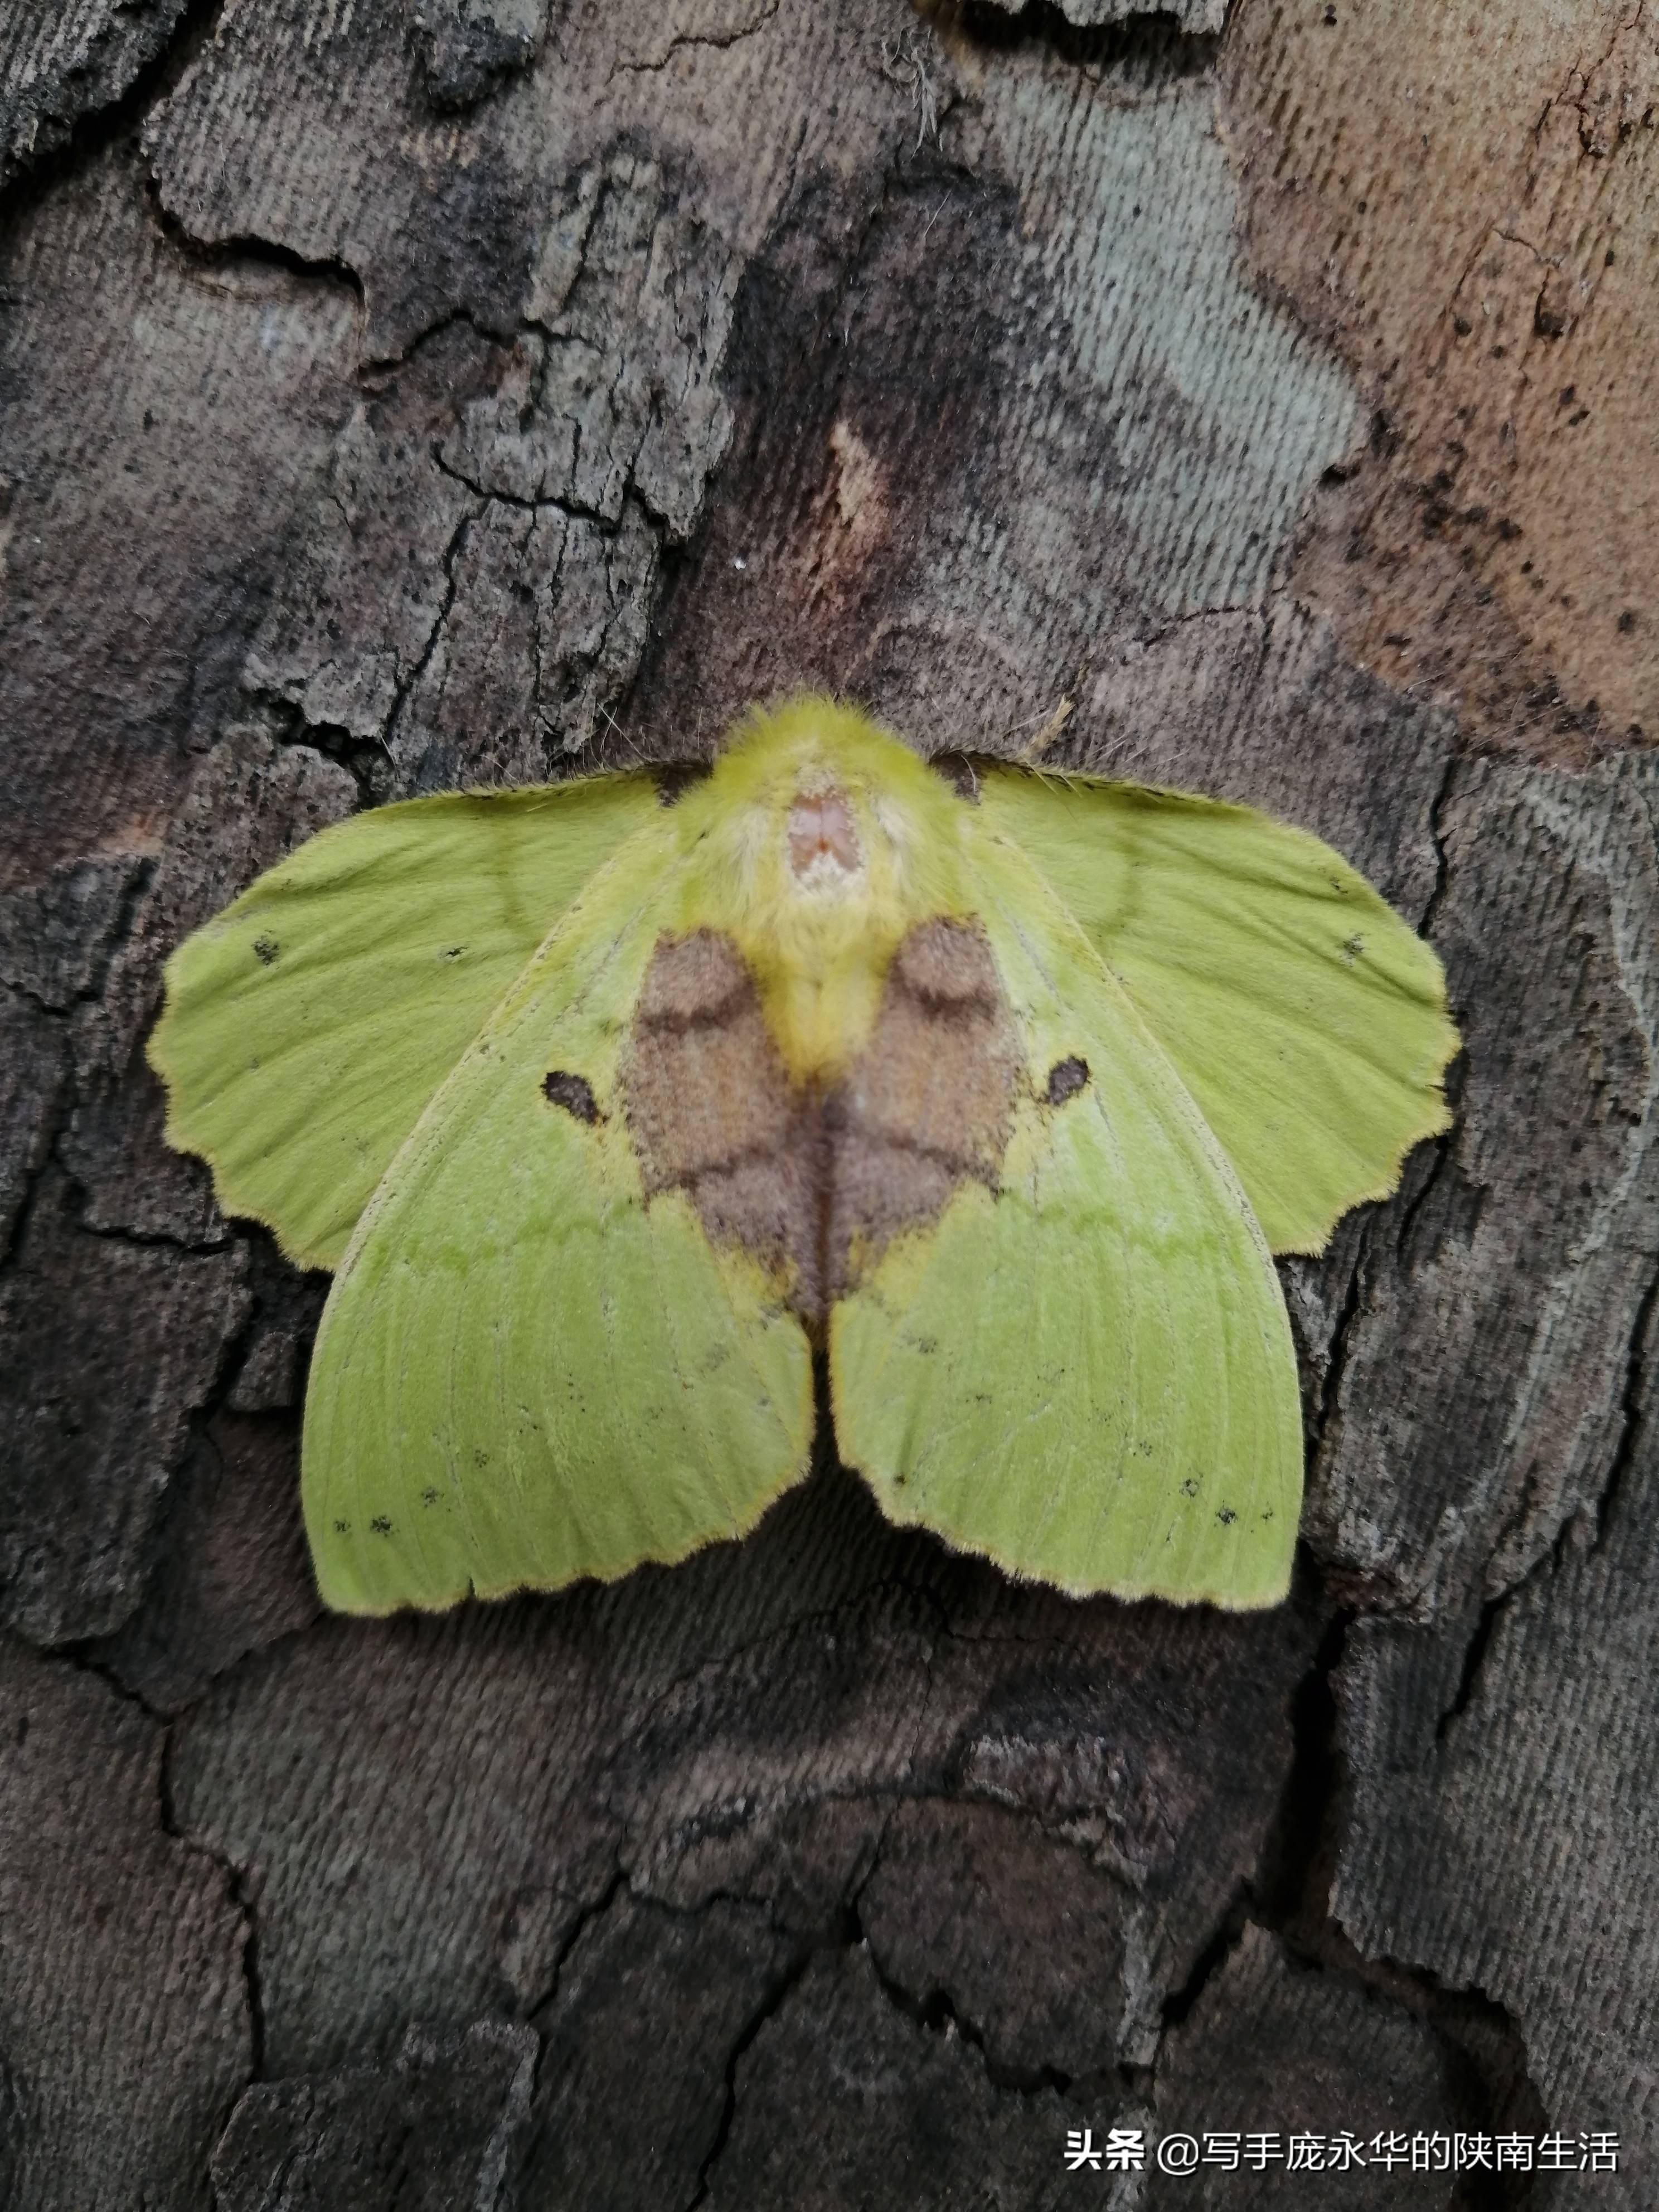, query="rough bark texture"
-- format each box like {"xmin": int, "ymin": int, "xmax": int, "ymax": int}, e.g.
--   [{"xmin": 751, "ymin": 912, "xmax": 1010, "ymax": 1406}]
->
[{"xmin": 1, "ymin": 1, "xmax": 1654, "ymax": 2205}]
